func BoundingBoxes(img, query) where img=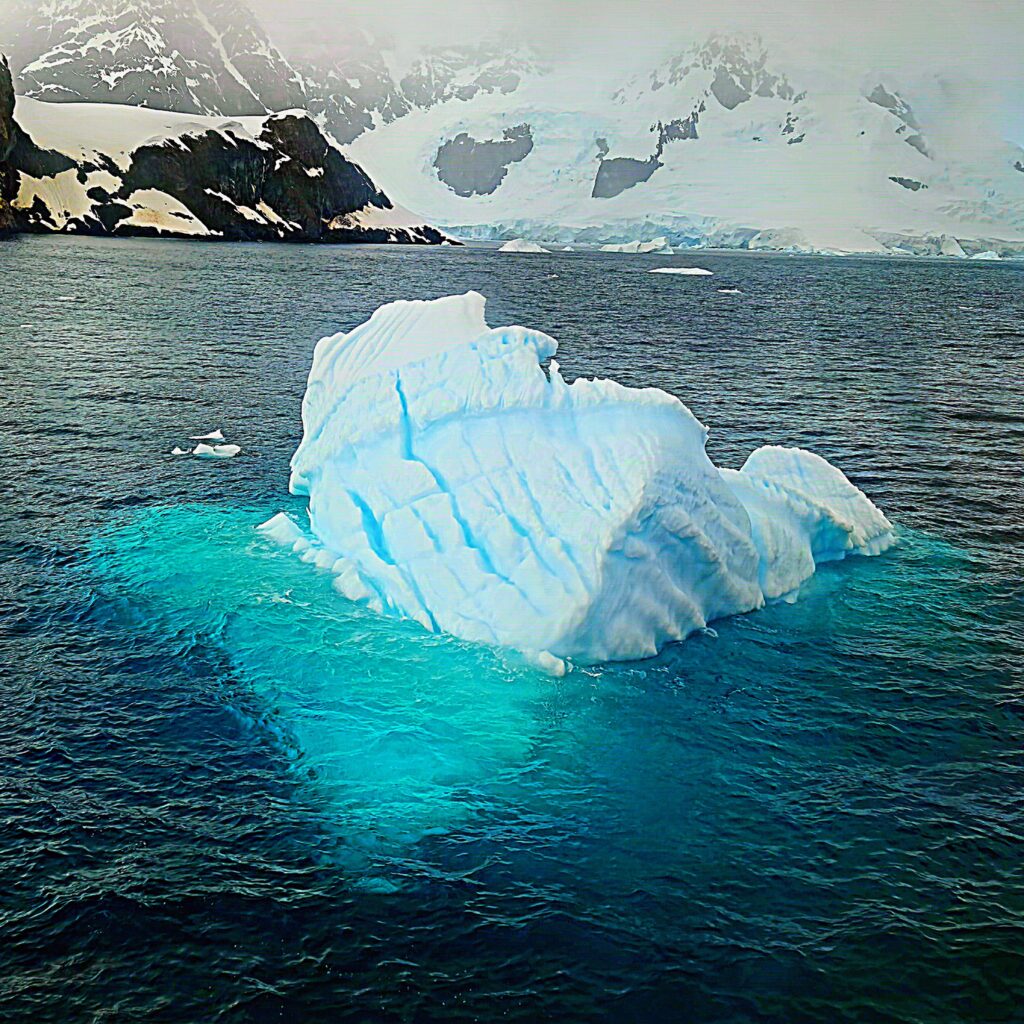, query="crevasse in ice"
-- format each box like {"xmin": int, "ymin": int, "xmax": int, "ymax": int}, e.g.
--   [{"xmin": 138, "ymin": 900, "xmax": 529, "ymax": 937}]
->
[{"xmin": 261, "ymin": 292, "xmax": 894, "ymax": 673}]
